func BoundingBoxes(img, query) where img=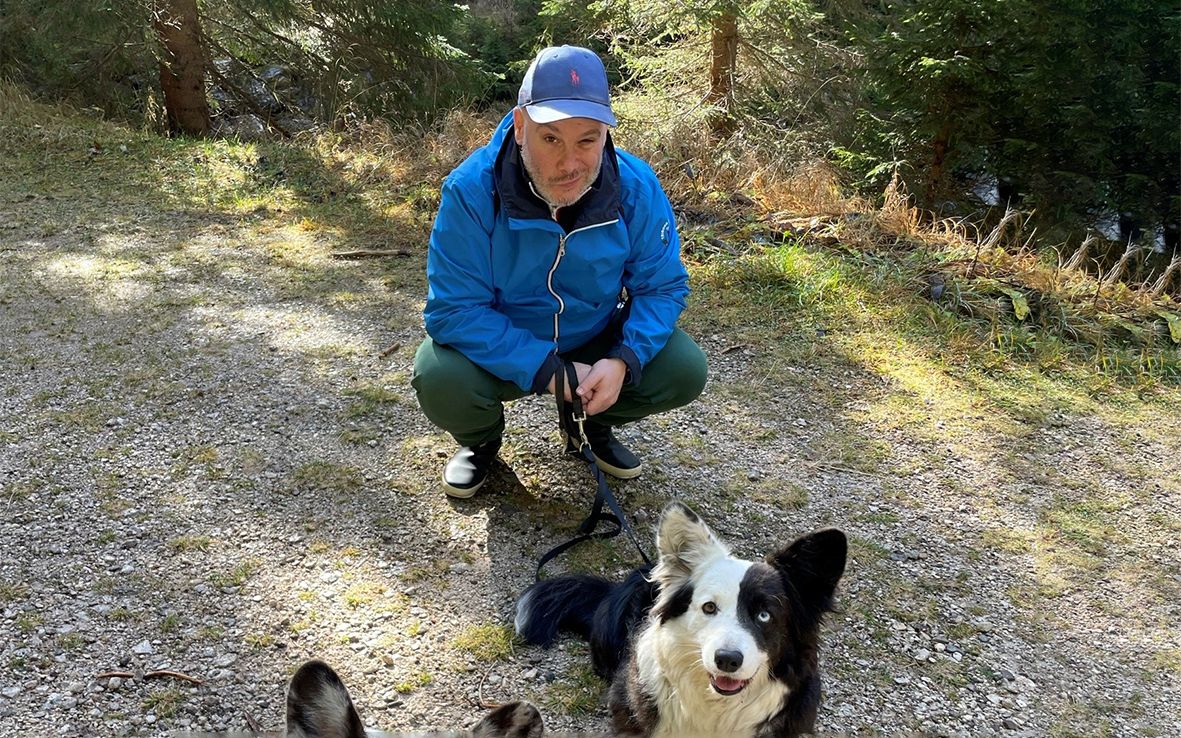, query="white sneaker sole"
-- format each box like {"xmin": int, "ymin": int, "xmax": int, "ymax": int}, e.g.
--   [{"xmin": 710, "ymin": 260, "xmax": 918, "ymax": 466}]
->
[
  {"xmin": 562, "ymin": 430, "xmax": 643, "ymax": 480},
  {"xmin": 442, "ymin": 474, "xmax": 486, "ymax": 499},
  {"xmin": 592, "ymin": 453, "xmax": 643, "ymax": 480}
]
